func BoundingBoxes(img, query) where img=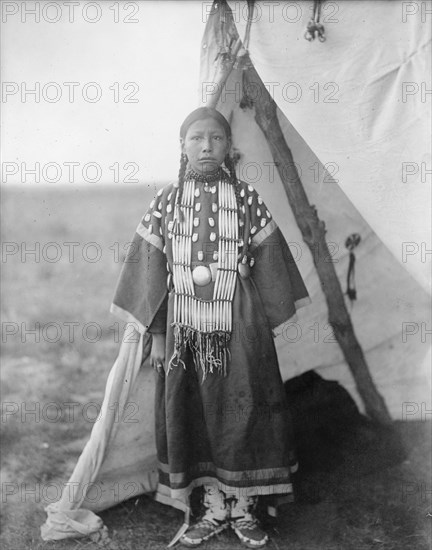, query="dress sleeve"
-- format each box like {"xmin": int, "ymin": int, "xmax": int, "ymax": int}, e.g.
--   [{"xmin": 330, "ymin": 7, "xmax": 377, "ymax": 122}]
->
[
  {"xmin": 147, "ymin": 295, "xmax": 168, "ymax": 334},
  {"xmin": 246, "ymin": 185, "xmax": 311, "ymax": 329},
  {"xmin": 110, "ymin": 191, "xmax": 168, "ymax": 334}
]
